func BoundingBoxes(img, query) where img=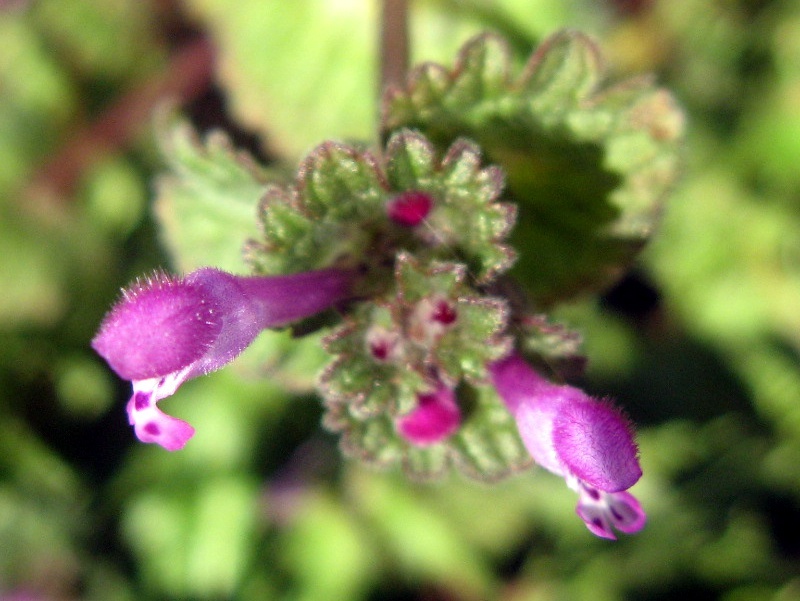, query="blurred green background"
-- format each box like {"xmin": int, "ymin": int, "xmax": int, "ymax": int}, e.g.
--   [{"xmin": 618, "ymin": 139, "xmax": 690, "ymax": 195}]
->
[{"xmin": 2, "ymin": 0, "xmax": 800, "ymax": 600}]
